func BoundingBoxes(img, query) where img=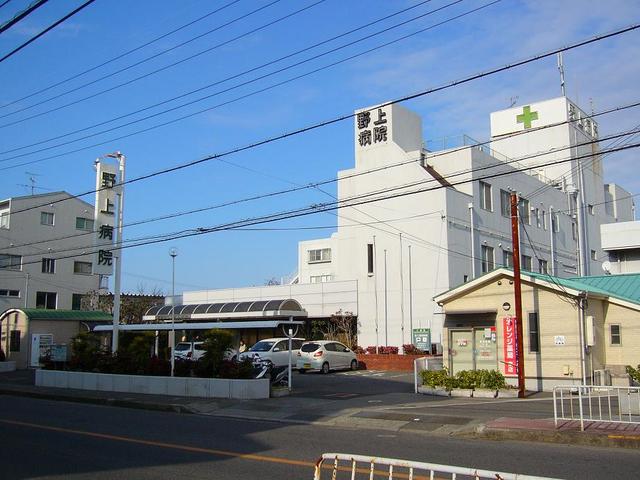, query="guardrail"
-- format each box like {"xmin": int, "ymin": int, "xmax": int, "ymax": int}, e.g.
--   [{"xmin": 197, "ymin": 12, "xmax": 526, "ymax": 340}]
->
[
  {"xmin": 313, "ymin": 453, "xmax": 562, "ymax": 479},
  {"xmin": 553, "ymin": 385, "xmax": 640, "ymax": 431}
]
